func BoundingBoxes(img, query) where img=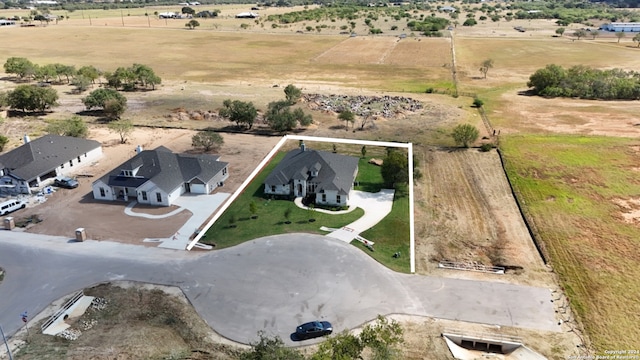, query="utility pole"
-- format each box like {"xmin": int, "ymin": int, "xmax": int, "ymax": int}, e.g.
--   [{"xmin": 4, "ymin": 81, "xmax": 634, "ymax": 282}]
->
[{"xmin": 0, "ymin": 325, "xmax": 13, "ymax": 360}]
